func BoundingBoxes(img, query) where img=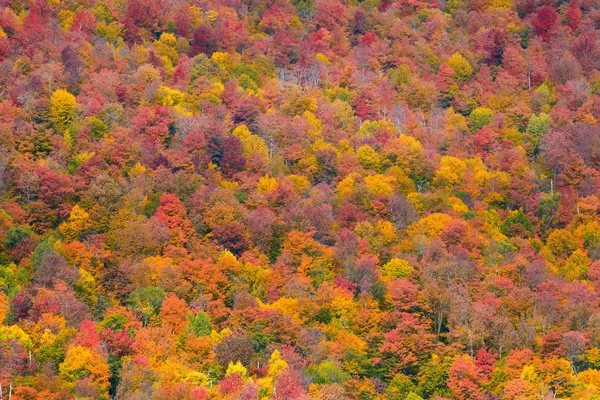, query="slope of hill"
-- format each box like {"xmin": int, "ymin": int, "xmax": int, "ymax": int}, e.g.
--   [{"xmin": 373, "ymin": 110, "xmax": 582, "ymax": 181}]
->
[{"xmin": 1, "ymin": 0, "xmax": 600, "ymax": 398}]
